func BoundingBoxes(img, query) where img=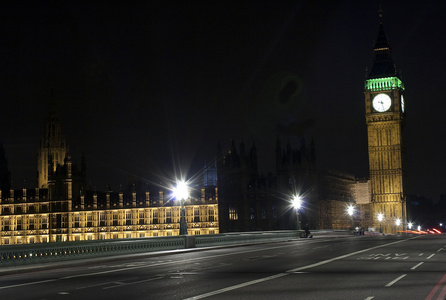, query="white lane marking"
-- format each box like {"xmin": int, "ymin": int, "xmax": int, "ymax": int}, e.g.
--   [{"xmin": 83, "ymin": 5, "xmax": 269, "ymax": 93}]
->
[
  {"xmin": 183, "ymin": 273, "xmax": 289, "ymax": 300},
  {"xmin": 287, "ymin": 238, "xmax": 409, "ymax": 273},
  {"xmin": 427, "ymin": 254, "xmax": 435, "ymax": 259},
  {"xmin": 103, "ymin": 277, "xmax": 164, "ymax": 289},
  {"xmin": 0, "ymin": 278, "xmax": 57, "ymax": 290},
  {"xmin": 364, "ymin": 297, "xmax": 374, "ymax": 300},
  {"xmin": 437, "ymin": 248, "xmax": 443, "ymax": 253},
  {"xmin": 411, "ymin": 262, "xmax": 424, "ymax": 270},
  {"xmin": 185, "ymin": 238, "xmax": 414, "ymax": 299},
  {"xmin": 76, "ymin": 281, "xmax": 117, "ymax": 290},
  {"xmin": 419, "ymin": 253, "xmax": 424, "ymax": 256},
  {"xmin": 385, "ymin": 274, "xmax": 407, "ymax": 287}
]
